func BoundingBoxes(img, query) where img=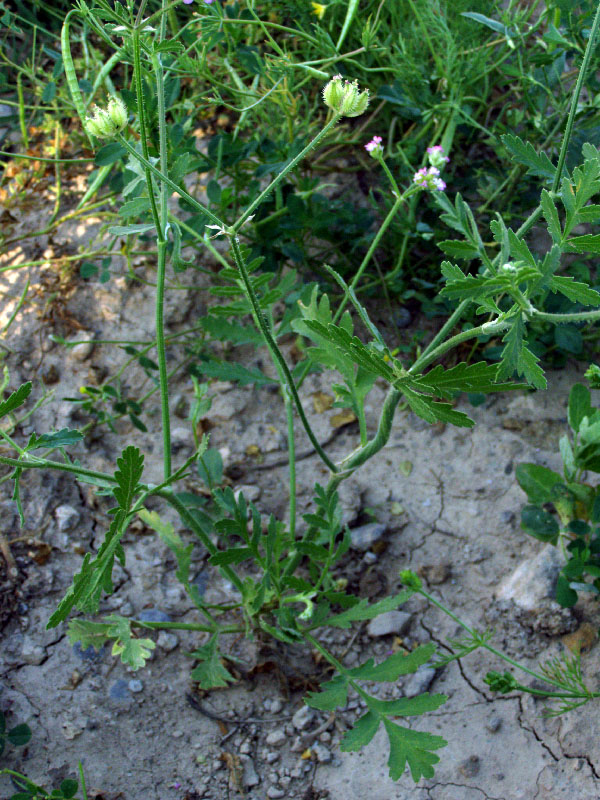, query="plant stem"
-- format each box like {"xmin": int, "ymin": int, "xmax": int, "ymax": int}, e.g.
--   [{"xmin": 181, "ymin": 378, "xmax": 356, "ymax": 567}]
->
[
  {"xmin": 115, "ymin": 134, "xmax": 226, "ymax": 229},
  {"xmin": 552, "ymin": 0, "xmax": 600, "ymax": 192},
  {"xmin": 333, "ymin": 193, "xmax": 406, "ymax": 323},
  {"xmin": 229, "ymin": 235, "xmax": 338, "ymax": 473},
  {"xmin": 152, "ymin": 4, "xmax": 172, "ymax": 480},
  {"xmin": 410, "ymin": 318, "xmax": 512, "ymax": 374},
  {"xmin": 158, "ymin": 490, "xmax": 245, "ymax": 594},
  {"xmin": 232, "ymin": 114, "xmax": 341, "ymax": 233}
]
